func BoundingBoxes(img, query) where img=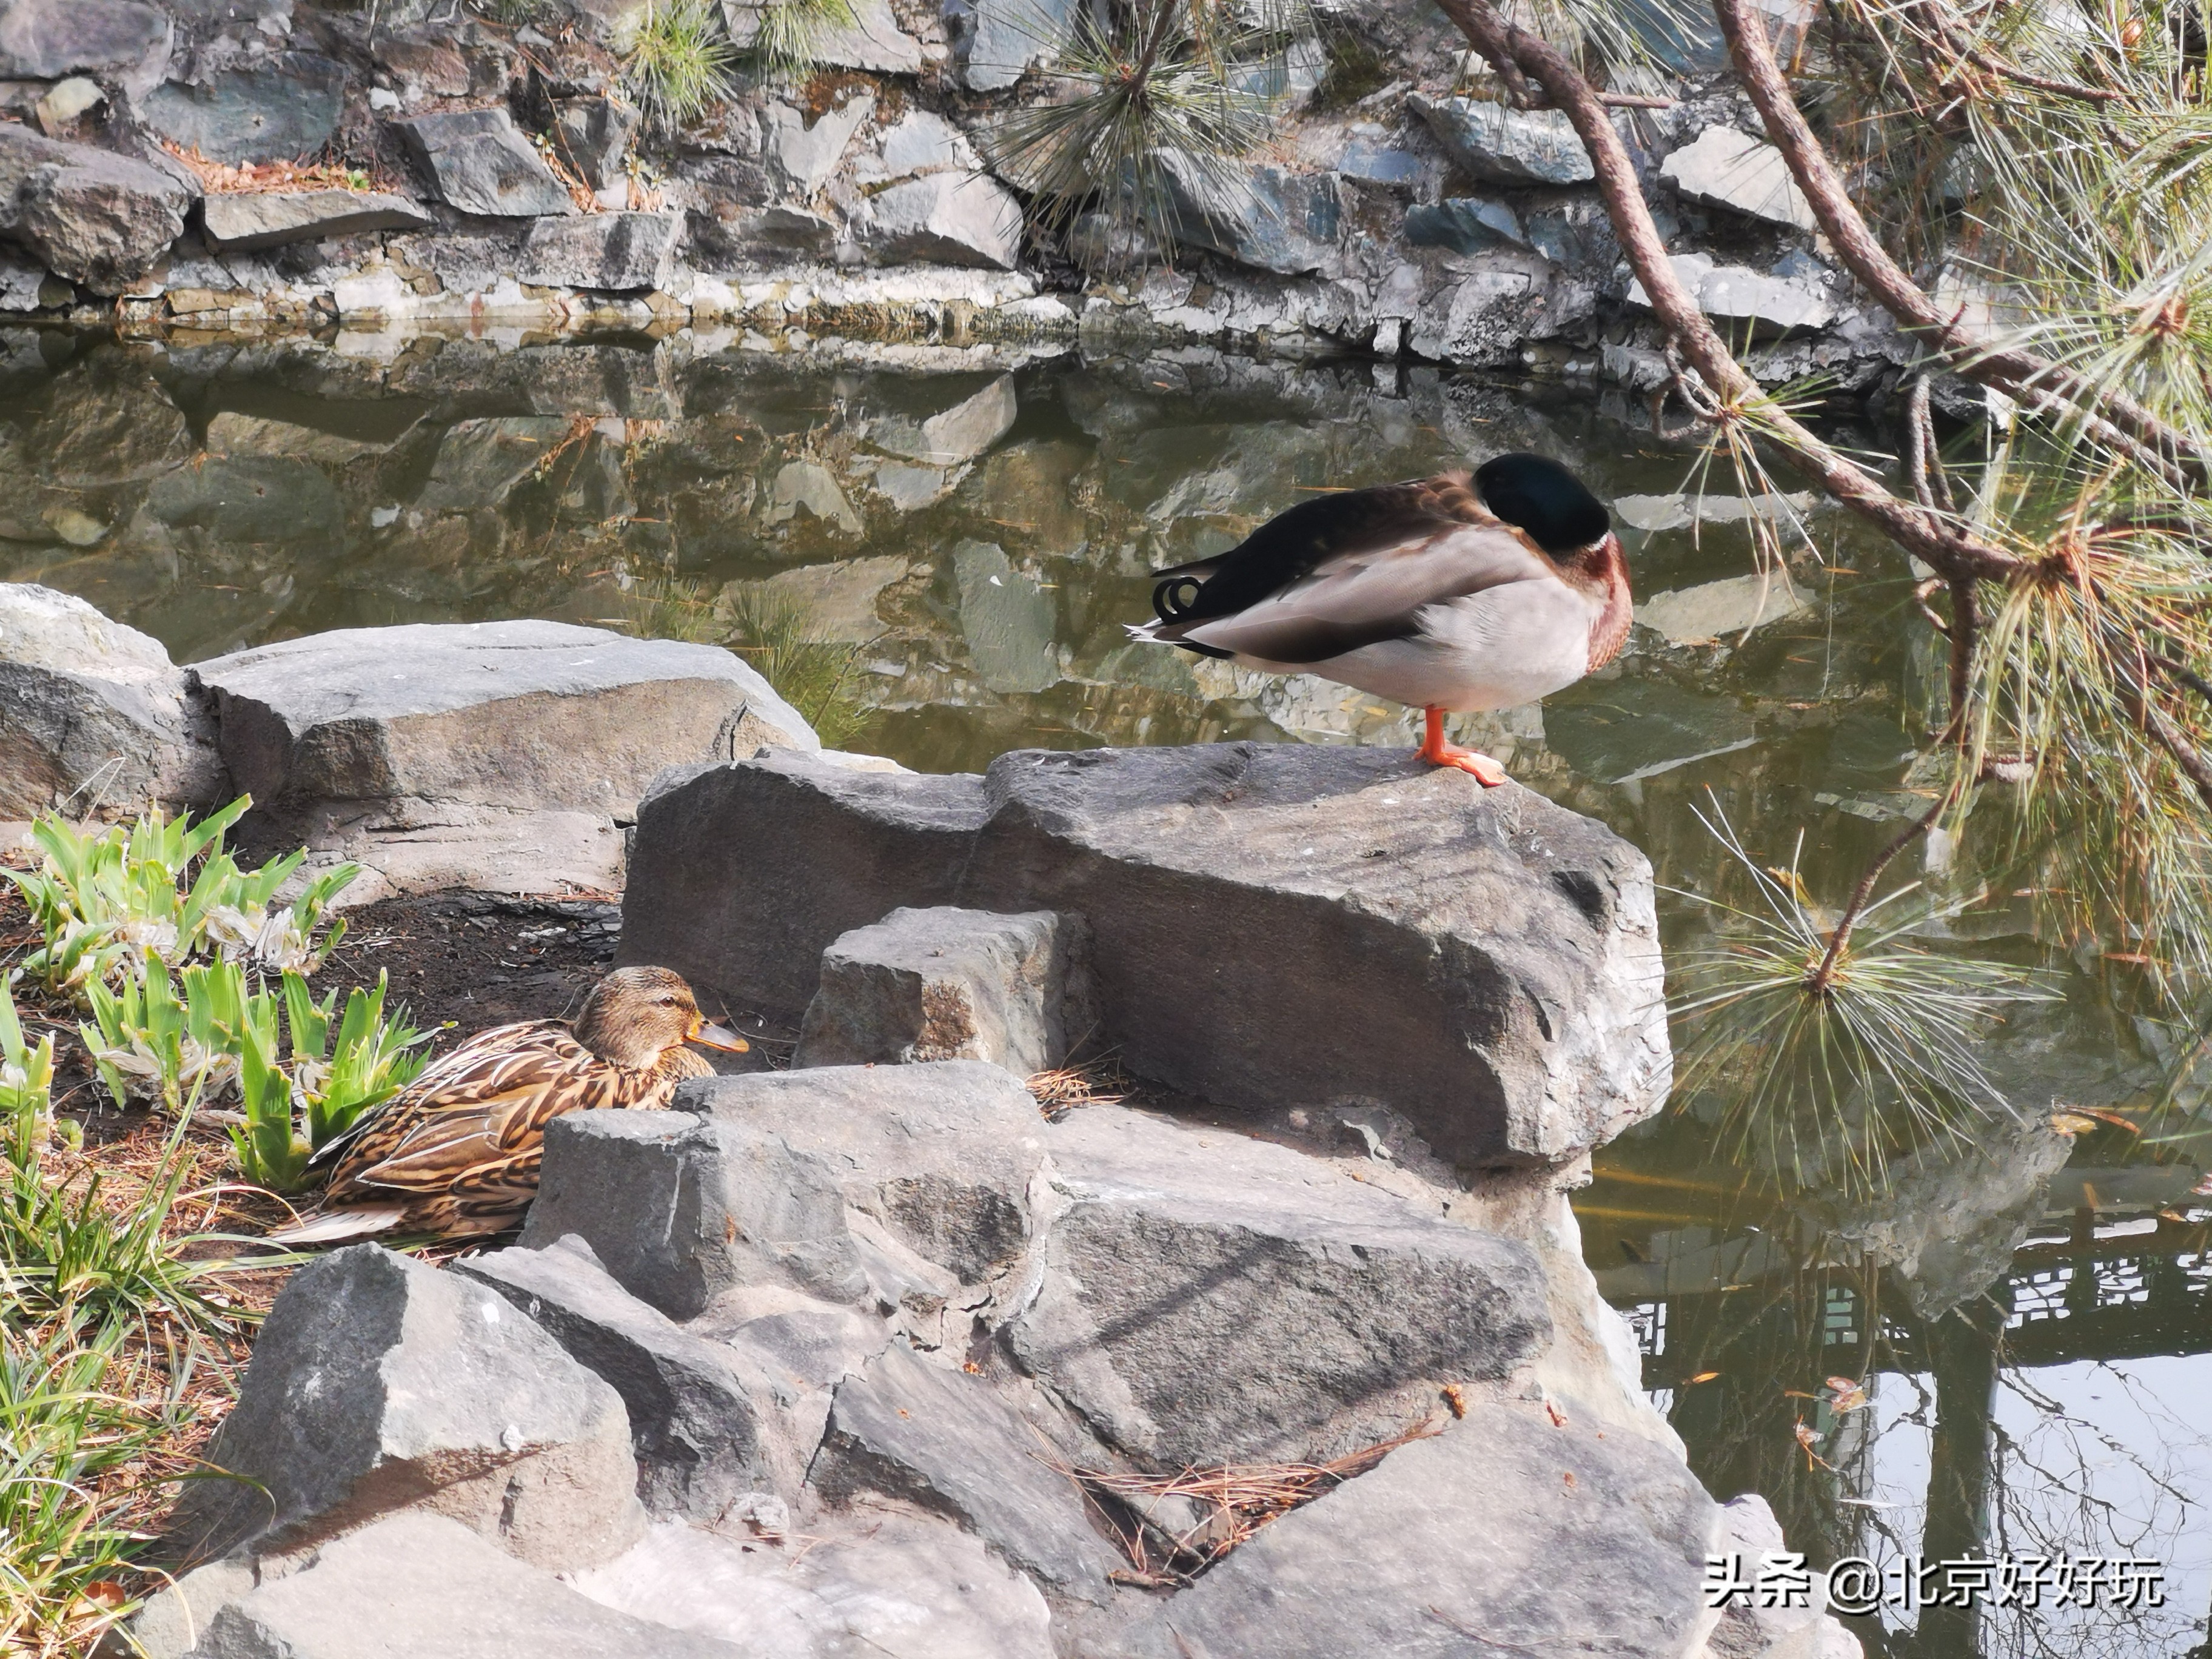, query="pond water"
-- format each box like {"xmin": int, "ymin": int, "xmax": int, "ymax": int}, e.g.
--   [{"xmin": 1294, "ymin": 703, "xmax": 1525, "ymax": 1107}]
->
[{"xmin": 5, "ymin": 327, "xmax": 2207, "ymax": 1657}]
